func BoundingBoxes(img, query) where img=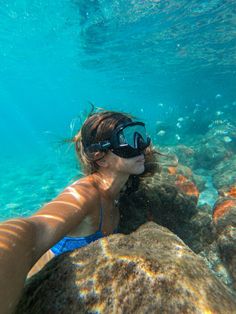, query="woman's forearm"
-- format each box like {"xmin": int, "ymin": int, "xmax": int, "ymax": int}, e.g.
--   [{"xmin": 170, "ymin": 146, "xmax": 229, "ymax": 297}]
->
[{"xmin": 0, "ymin": 218, "xmax": 36, "ymax": 314}]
